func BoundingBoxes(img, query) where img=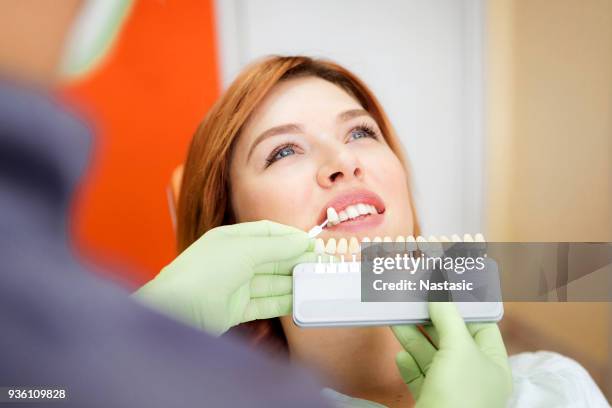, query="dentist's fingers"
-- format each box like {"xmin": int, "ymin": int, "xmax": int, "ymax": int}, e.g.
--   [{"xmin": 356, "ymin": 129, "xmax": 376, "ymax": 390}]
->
[
  {"xmin": 243, "ymin": 295, "xmax": 292, "ymax": 322},
  {"xmin": 217, "ymin": 220, "xmax": 306, "ymax": 237},
  {"xmin": 254, "ymin": 251, "xmax": 319, "ymax": 275},
  {"xmin": 250, "ymin": 275, "xmax": 292, "ymax": 298},
  {"xmin": 419, "ymin": 324, "xmax": 440, "ymax": 349},
  {"xmin": 395, "ymin": 351, "xmax": 425, "ymax": 399},
  {"xmin": 428, "ymin": 302, "xmax": 471, "ymax": 348},
  {"xmin": 242, "ymin": 233, "xmax": 311, "ymax": 267},
  {"xmin": 467, "ymin": 323, "xmax": 509, "ymax": 369},
  {"xmin": 392, "ymin": 326, "xmax": 436, "ymax": 374}
]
